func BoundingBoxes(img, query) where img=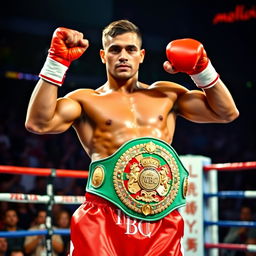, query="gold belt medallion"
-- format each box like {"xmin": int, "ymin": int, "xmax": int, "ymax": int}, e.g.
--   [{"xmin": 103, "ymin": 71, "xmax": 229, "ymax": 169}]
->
[
  {"xmin": 113, "ymin": 141, "xmax": 180, "ymax": 216},
  {"xmin": 91, "ymin": 166, "xmax": 105, "ymax": 188}
]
